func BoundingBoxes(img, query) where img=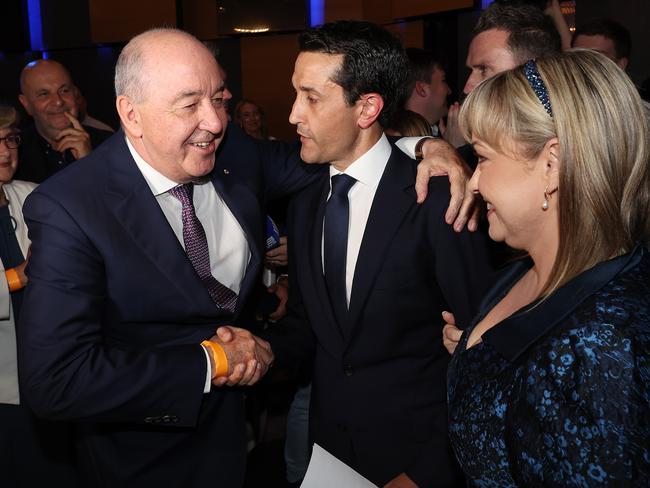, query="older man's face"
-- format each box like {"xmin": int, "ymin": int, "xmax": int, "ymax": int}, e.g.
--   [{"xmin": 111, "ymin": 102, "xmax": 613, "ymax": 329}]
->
[
  {"xmin": 129, "ymin": 36, "xmax": 230, "ymax": 183},
  {"xmin": 463, "ymin": 29, "xmax": 518, "ymax": 95},
  {"xmin": 19, "ymin": 61, "xmax": 79, "ymax": 140}
]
